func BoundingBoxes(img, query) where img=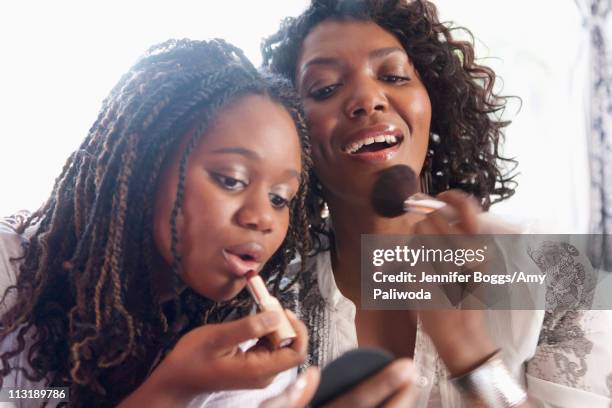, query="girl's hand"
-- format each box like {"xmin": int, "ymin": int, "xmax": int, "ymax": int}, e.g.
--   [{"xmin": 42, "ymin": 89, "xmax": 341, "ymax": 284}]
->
[
  {"xmin": 414, "ymin": 190, "xmax": 498, "ymax": 376},
  {"xmin": 119, "ymin": 309, "xmax": 308, "ymax": 407},
  {"xmin": 321, "ymin": 358, "xmax": 417, "ymax": 408},
  {"xmin": 259, "ymin": 367, "xmax": 321, "ymax": 408},
  {"xmin": 261, "ymin": 359, "xmax": 417, "ymax": 408}
]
